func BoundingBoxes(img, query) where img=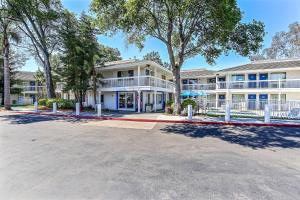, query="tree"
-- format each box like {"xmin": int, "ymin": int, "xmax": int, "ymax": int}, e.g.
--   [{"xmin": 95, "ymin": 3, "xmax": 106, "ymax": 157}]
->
[
  {"xmin": 251, "ymin": 22, "xmax": 300, "ymax": 60},
  {"xmin": 143, "ymin": 51, "xmax": 171, "ymax": 69},
  {"xmin": 6, "ymin": 0, "xmax": 63, "ymax": 98},
  {"xmin": 91, "ymin": 0, "xmax": 265, "ymax": 114},
  {"xmin": 0, "ymin": 0, "xmax": 21, "ymax": 110},
  {"xmin": 143, "ymin": 51, "xmax": 164, "ymax": 66}
]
